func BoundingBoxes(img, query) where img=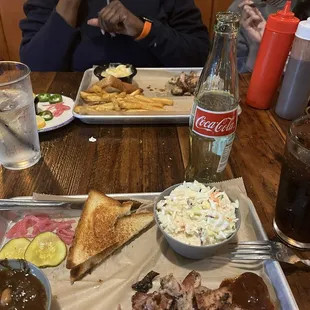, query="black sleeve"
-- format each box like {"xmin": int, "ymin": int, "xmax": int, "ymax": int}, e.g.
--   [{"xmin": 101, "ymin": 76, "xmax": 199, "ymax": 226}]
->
[
  {"xmin": 137, "ymin": 0, "xmax": 210, "ymax": 67},
  {"xmin": 19, "ymin": 0, "xmax": 79, "ymax": 71}
]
